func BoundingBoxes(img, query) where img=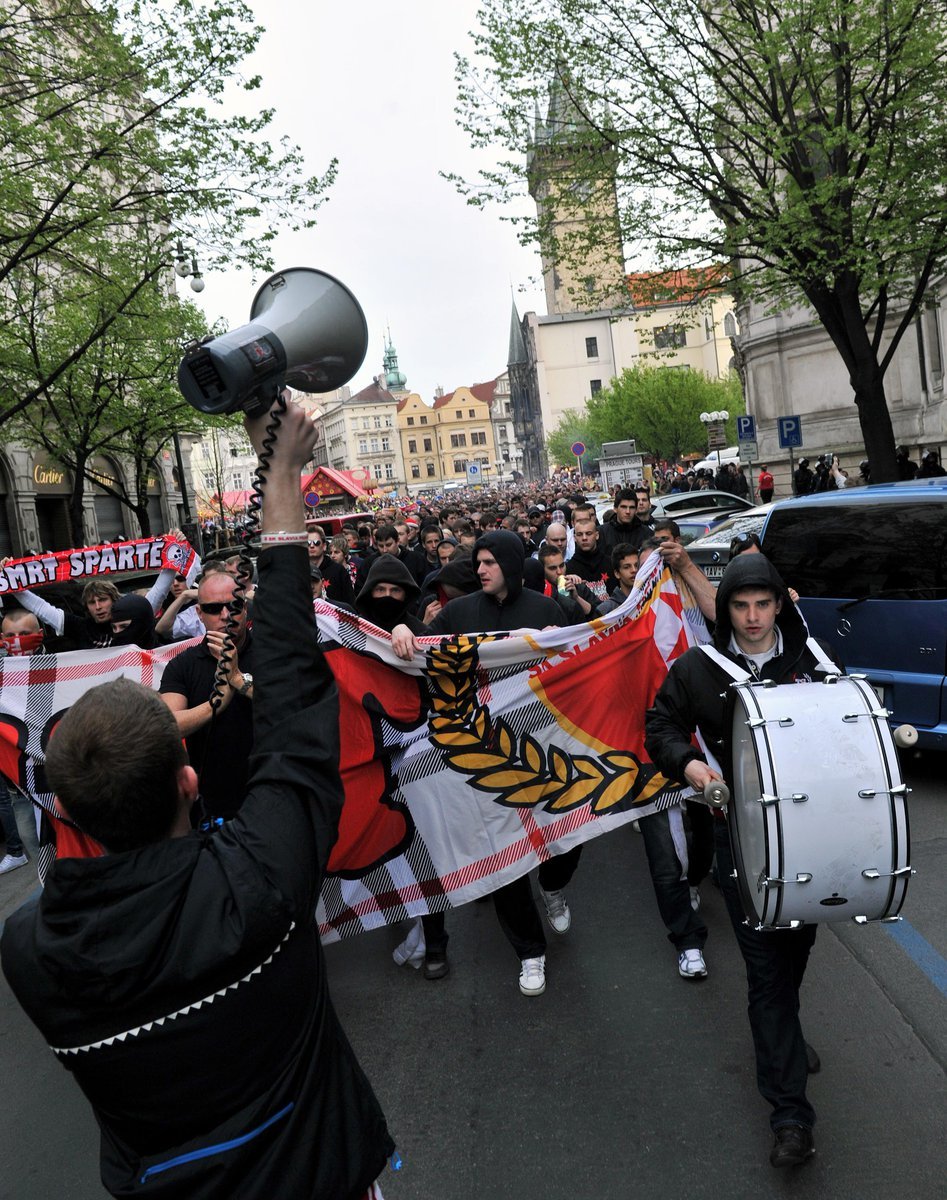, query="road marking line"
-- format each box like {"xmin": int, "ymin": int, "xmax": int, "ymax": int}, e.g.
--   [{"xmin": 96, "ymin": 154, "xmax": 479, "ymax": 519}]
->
[{"xmin": 884, "ymin": 919, "xmax": 947, "ymax": 998}]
